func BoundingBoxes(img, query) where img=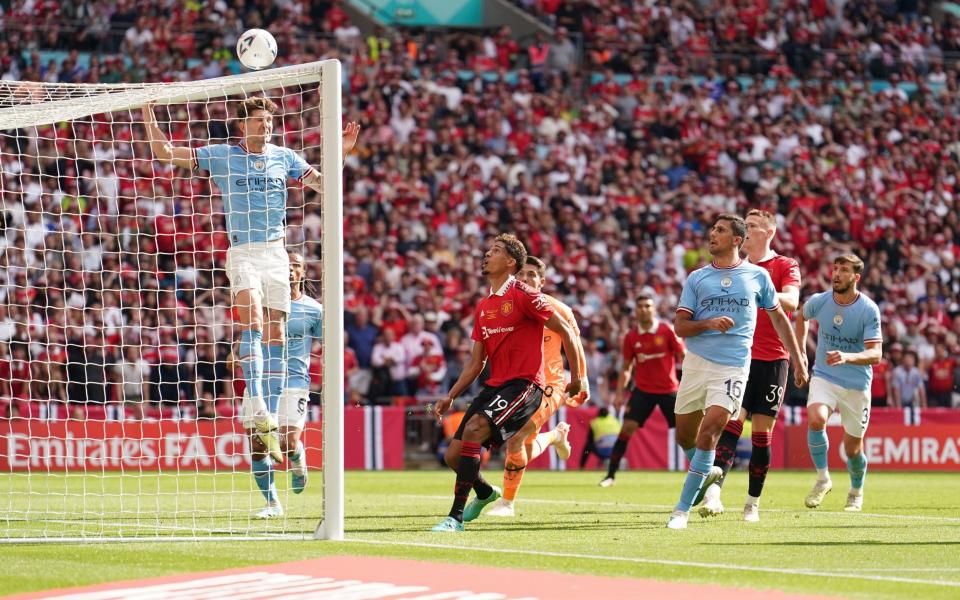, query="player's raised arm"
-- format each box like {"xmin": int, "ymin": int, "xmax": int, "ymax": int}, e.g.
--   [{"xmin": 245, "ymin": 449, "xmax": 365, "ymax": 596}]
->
[
  {"xmin": 300, "ymin": 122, "xmax": 361, "ymax": 193},
  {"xmin": 141, "ymin": 103, "xmax": 196, "ymax": 169},
  {"xmin": 433, "ymin": 341, "xmax": 487, "ymax": 419},
  {"xmin": 544, "ymin": 311, "xmax": 587, "ymax": 400}
]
